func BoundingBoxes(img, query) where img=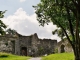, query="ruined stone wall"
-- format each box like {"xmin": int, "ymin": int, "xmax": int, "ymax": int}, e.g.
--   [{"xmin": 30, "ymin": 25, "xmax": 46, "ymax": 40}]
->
[
  {"xmin": 58, "ymin": 40, "xmax": 73, "ymax": 53},
  {"xmin": 0, "ymin": 33, "xmax": 57, "ymax": 56},
  {"xmin": 37, "ymin": 39, "xmax": 57, "ymax": 56},
  {"xmin": 0, "ymin": 36, "xmax": 17, "ymax": 54},
  {"xmin": 27, "ymin": 33, "xmax": 57, "ymax": 56}
]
